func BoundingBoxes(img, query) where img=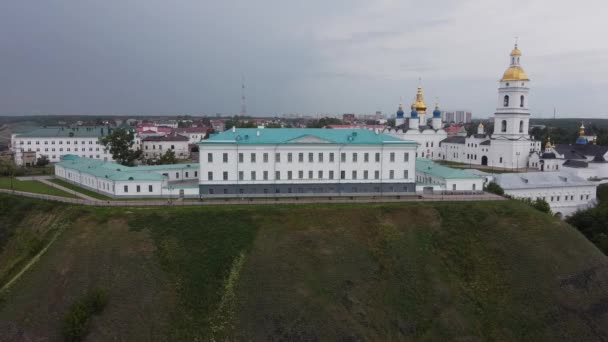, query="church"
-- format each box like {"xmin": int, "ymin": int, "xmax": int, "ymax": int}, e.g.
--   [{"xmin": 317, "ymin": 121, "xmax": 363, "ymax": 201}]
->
[{"xmin": 387, "ymin": 43, "xmax": 542, "ymax": 169}]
